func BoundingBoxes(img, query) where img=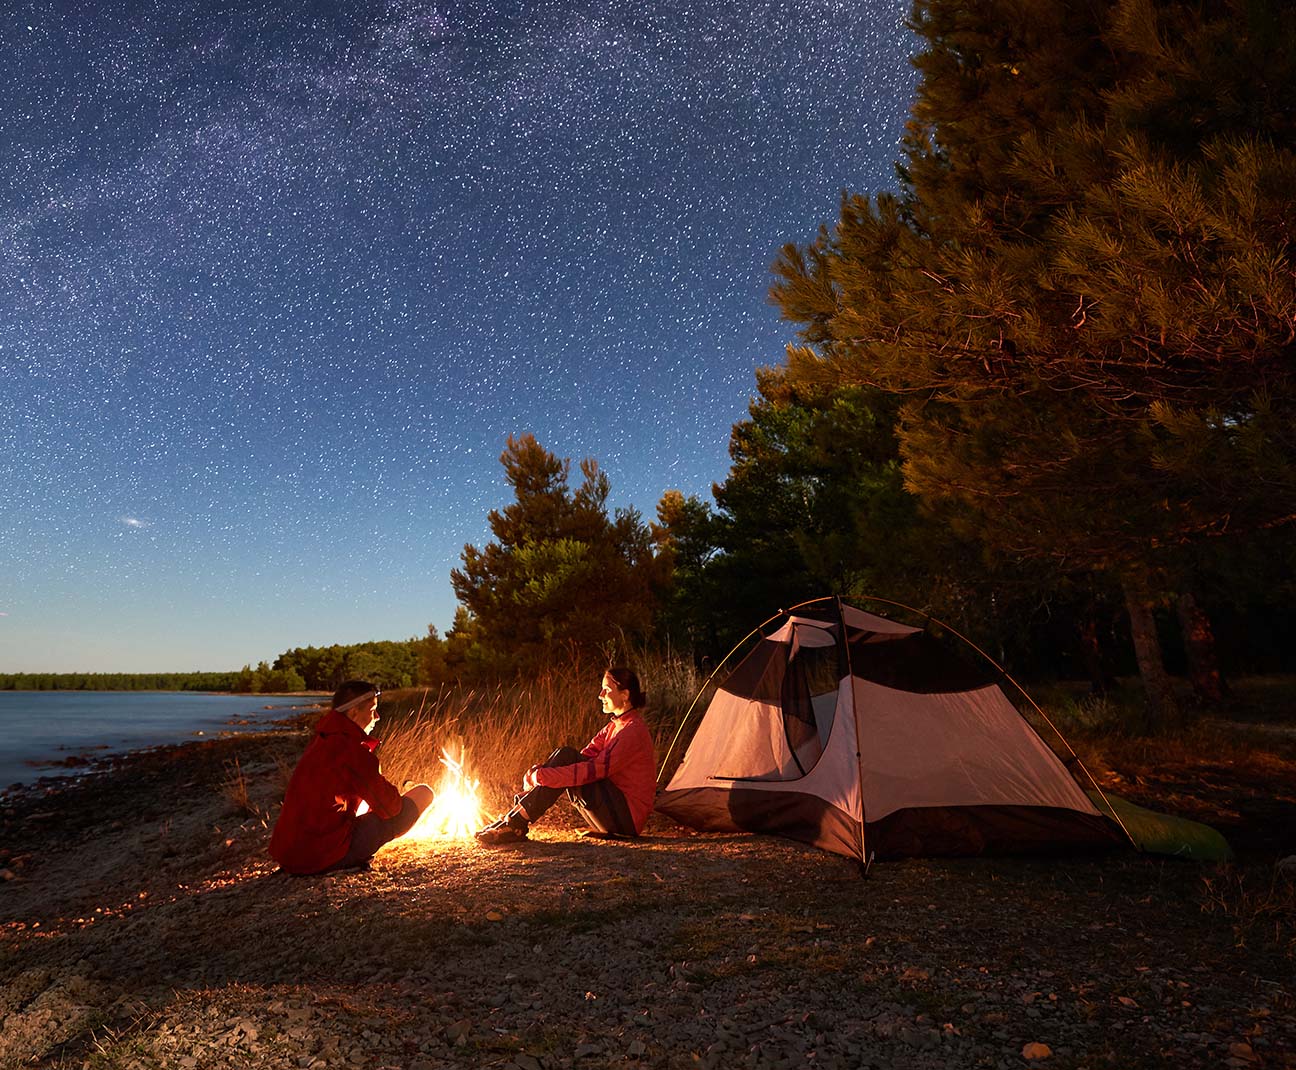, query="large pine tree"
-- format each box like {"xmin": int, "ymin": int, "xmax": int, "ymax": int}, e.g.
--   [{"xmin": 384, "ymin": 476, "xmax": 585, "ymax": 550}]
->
[
  {"xmin": 450, "ymin": 434, "xmax": 659, "ymax": 672},
  {"xmin": 771, "ymin": 0, "xmax": 1296, "ymax": 729}
]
